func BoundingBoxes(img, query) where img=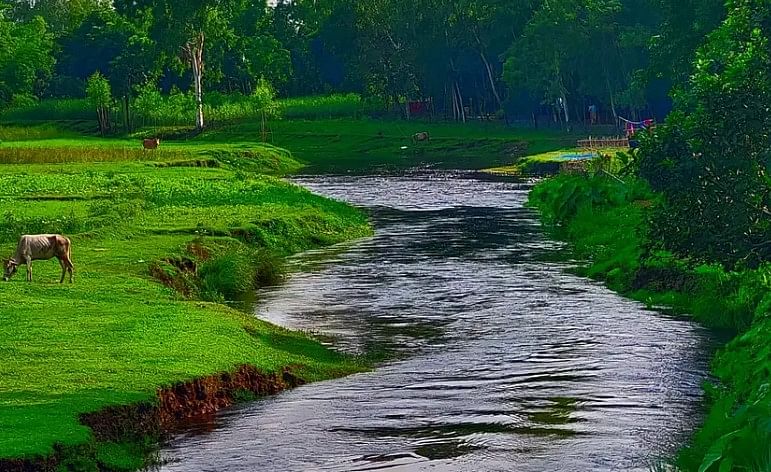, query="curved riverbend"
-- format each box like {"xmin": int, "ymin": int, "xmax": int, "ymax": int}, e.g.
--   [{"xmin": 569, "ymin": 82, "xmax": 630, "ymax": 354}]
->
[{"xmin": 157, "ymin": 172, "xmax": 713, "ymax": 472}]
